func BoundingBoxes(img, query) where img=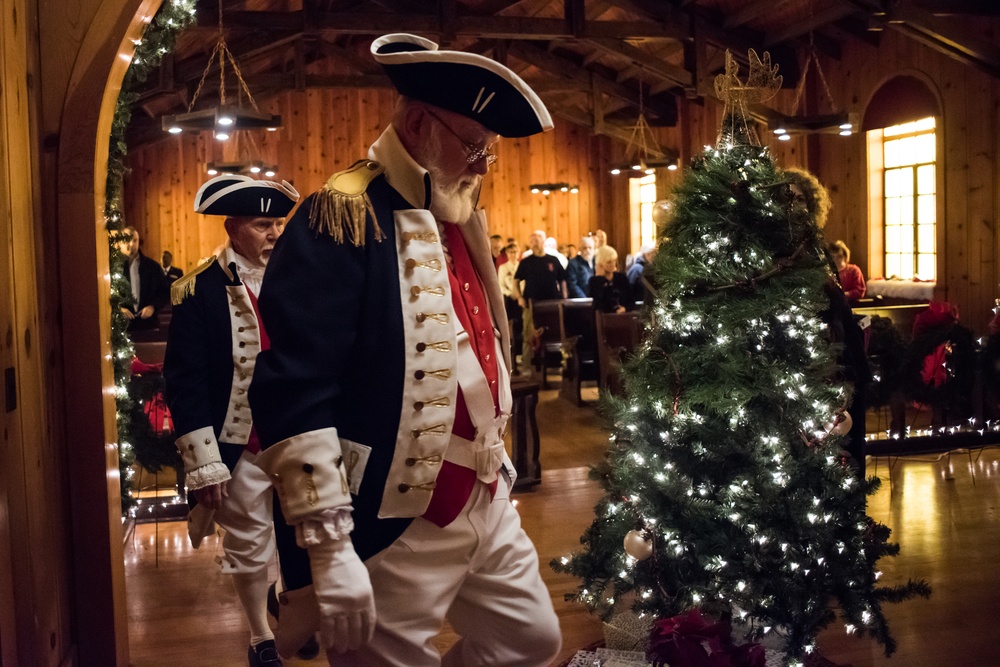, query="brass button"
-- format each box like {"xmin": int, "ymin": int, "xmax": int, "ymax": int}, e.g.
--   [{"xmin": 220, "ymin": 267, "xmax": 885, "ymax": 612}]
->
[
  {"xmin": 240, "ymin": 374, "xmax": 247, "ymax": 380},
  {"xmin": 303, "ymin": 463, "xmax": 314, "ymax": 473},
  {"xmin": 238, "ymin": 326, "xmax": 245, "ymax": 332},
  {"xmin": 398, "ymin": 483, "xmax": 409, "ymax": 493},
  {"xmin": 416, "ymin": 342, "xmax": 426, "ymax": 352},
  {"xmin": 239, "ymin": 341, "xmax": 246, "ymax": 348},
  {"xmin": 234, "ymin": 311, "xmax": 243, "ymax": 316},
  {"xmin": 405, "ymin": 458, "xmax": 416, "ymax": 466},
  {"xmin": 410, "ymin": 286, "xmax": 422, "ymax": 297},
  {"xmin": 413, "ymin": 401, "xmax": 424, "ymax": 411},
  {"xmin": 405, "ymin": 258, "xmax": 417, "ymax": 270},
  {"xmin": 240, "ymin": 356, "xmax": 247, "ymax": 363},
  {"xmin": 414, "ymin": 370, "xmax": 425, "ymax": 380},
  {"xmin": 233, "ymin": 417, "xmax": 241, "ymax": 423},
  {"xmin": 204, "ymin": 438, "xmax": 211, "ymax": 444},
  {"xmin": 188, "ymin": 444, "xmax": 194, "ymax": 450},
  {"xmin": 416, "ymin": 313, "xmax": 427, "ymax": 323}
]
